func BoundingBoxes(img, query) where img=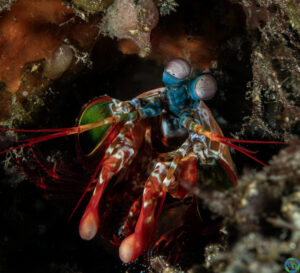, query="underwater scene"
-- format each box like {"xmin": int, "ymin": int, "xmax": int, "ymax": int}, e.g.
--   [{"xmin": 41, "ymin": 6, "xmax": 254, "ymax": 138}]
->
[{"xmin": 0, "ymin": 0, "xmax": 299, "ymax": 272}]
